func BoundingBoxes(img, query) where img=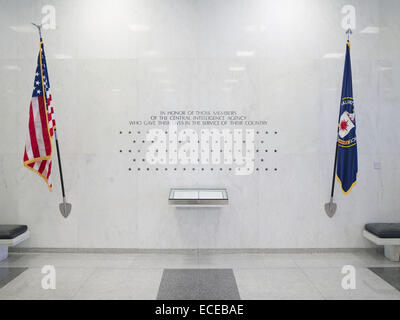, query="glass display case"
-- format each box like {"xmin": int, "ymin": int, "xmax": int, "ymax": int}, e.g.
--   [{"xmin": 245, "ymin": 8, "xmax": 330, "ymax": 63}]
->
[{"xmin": 168, "ymin": 188, "xmax": 229, "ymax": 207}]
